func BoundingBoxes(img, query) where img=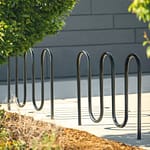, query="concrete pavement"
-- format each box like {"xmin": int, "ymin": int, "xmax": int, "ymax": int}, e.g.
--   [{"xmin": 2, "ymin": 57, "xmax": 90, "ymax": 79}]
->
[{"xmin": 1, "ymin": 93, "xmax": 150, "ymax": 150}]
